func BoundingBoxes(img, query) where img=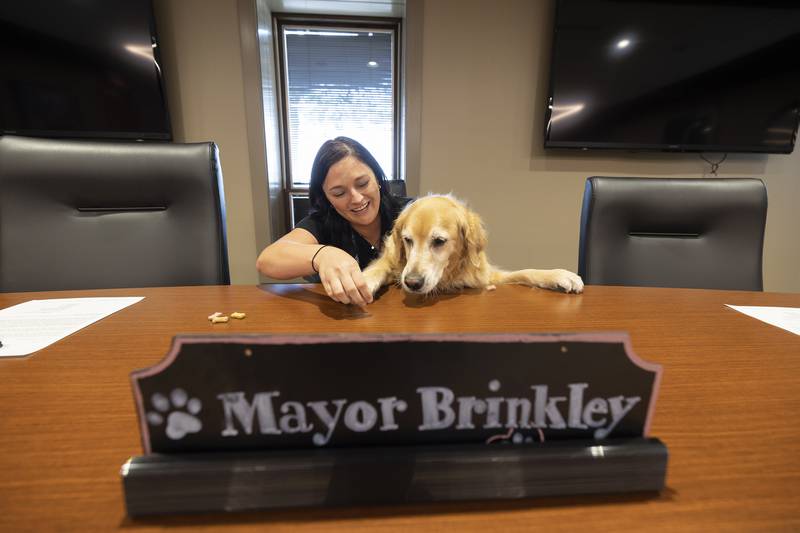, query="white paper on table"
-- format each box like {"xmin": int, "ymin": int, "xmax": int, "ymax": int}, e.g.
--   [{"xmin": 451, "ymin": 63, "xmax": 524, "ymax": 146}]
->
[
  {"xmin": 726, "ymin": 305, "xmax": 800, "ymax": 336},
  {"xmin": 0, "ymin": 297, "xmax": 144, "ymax": 357}
]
